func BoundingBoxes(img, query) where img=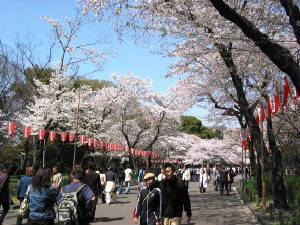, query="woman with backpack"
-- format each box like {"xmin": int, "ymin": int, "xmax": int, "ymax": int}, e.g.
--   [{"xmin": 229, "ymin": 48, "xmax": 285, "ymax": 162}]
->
[
  {"xmin": 134, "ymin": 172, "xmax": 162, "ymax": 225},
  {"xmin": 27, "ymin": 167, "xmax": 58, "ymax": 225}
]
